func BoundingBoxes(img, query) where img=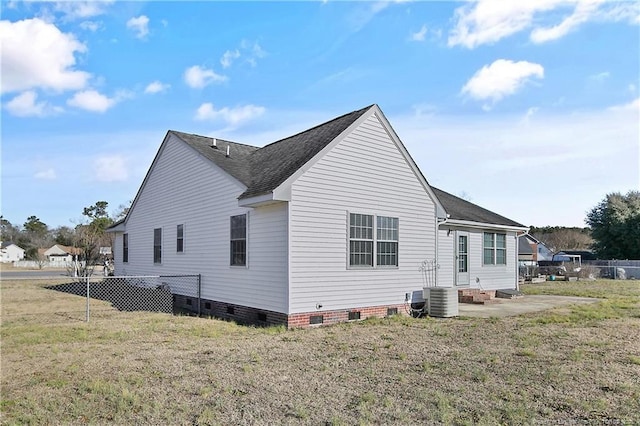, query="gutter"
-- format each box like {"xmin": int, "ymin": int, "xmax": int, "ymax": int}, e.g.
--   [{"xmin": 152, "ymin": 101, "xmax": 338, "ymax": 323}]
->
[{"xmin": 444, "ymin": 219, "xmax": 528, "ymax": 232}]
